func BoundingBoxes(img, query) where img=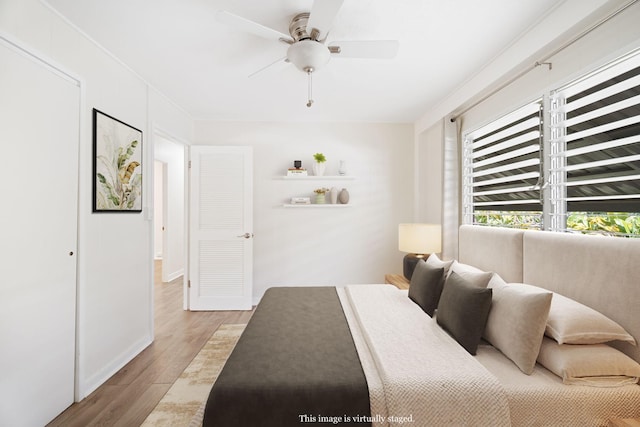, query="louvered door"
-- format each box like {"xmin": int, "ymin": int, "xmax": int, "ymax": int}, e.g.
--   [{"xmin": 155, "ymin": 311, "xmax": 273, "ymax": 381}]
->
[{"xmin": 188, "ymin": 146, "xmax": 253, "ymax": 310}]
